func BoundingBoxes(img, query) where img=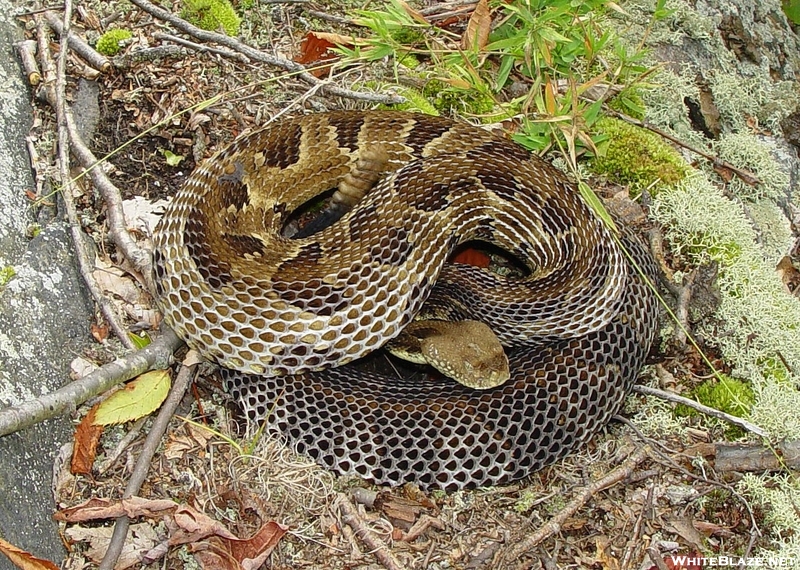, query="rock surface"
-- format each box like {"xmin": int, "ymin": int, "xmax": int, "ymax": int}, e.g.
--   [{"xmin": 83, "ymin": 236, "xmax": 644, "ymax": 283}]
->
[{"xmin": 0, "ymin": 1, "xmax": 94, "ymax": 566}]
